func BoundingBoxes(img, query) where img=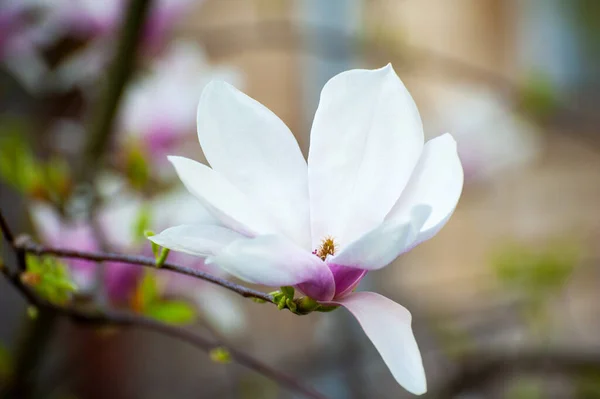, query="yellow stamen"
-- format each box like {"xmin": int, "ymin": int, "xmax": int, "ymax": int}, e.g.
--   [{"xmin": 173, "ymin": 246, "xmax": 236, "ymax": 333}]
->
[{"xmin": 317, "ymin": 236, "xmax": 336, "ymax": 261}]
